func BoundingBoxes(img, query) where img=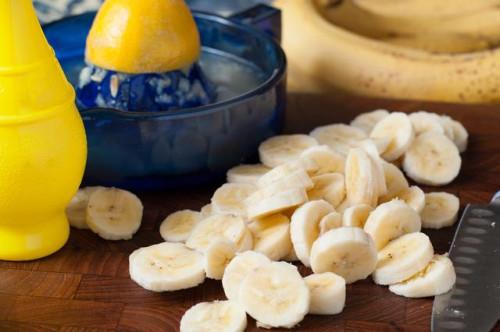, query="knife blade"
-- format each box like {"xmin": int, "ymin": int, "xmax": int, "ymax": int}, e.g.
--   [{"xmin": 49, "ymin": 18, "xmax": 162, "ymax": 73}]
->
[{"xmin": 432, "ymin": 191, "xmax": 500, "ymax": 332}]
